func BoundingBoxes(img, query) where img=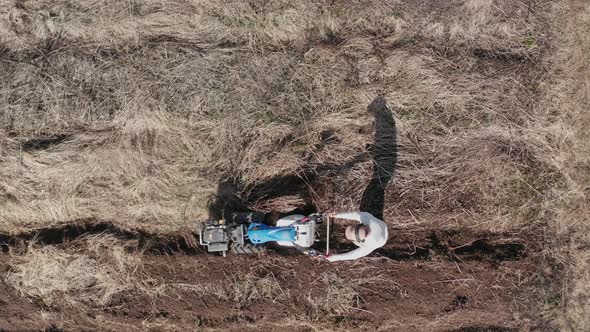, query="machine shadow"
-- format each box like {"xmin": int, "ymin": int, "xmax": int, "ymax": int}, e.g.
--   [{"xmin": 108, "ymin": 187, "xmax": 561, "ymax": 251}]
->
[{"xmin": 207, "ymin": 172, "xmax": 317, "ymax": 223}]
